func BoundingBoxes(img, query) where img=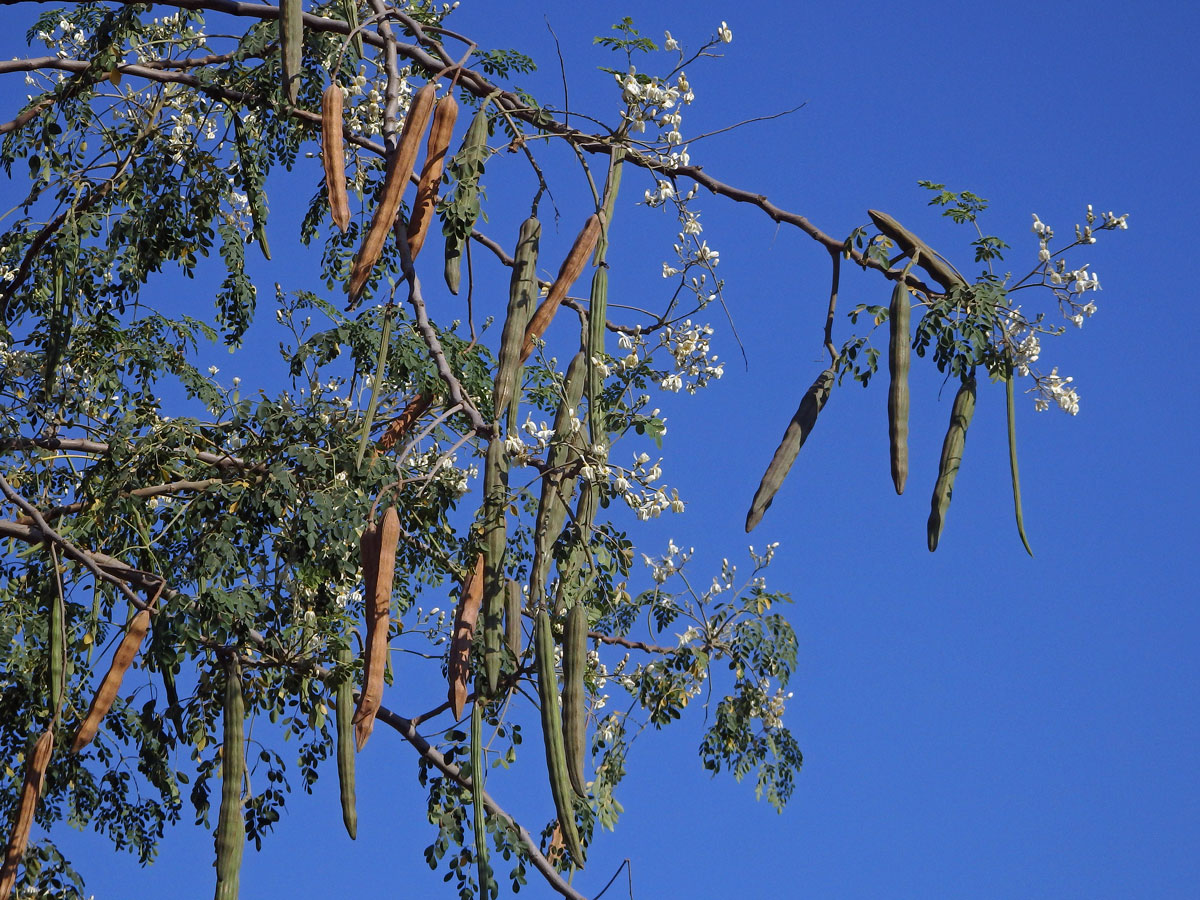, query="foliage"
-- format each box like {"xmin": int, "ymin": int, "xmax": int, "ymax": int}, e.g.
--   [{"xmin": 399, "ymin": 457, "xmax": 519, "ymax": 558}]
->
[{"xmin": 0, "ymin": 3, "xmax": 1126, "ymax": 898}]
